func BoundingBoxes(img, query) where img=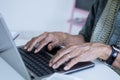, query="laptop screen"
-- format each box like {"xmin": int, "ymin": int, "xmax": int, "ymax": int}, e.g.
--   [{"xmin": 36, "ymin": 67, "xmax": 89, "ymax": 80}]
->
[{"xmin": 0, "ymin": 14, "xmax": 31, "ymax": 80}]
